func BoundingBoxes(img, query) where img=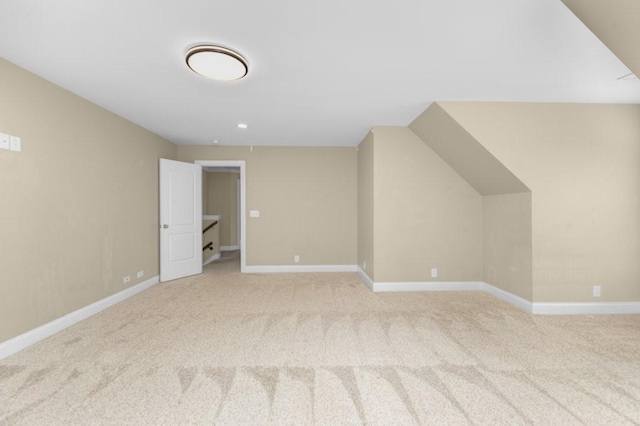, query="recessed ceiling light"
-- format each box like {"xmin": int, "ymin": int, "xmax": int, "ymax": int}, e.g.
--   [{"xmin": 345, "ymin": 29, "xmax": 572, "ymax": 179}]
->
[
  {"xmin": 185, "ymin": 45, "xmax": 248, "ymax": 81},
  {"xmin": 237, "ymin": 123, "xmax": 248, "ymax": 129},
  {"xmin": 212, "ymin": 139, "xmax": 219, "ymax": 144},
  {"xmin": 617, "ymin": 72, "xmax": 638, "ymax": 80}
]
